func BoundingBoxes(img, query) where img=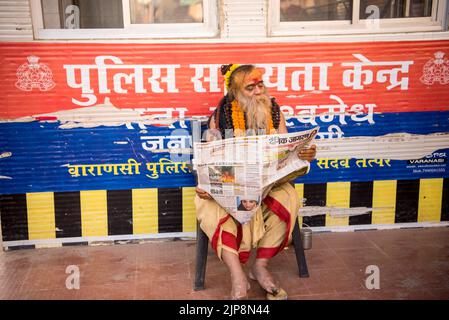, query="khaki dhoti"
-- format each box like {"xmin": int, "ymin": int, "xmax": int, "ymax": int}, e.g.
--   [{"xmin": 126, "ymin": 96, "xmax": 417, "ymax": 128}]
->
[{"xmin": 194, "ymin": 182, "xmax": 300, "ymax": 263}]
